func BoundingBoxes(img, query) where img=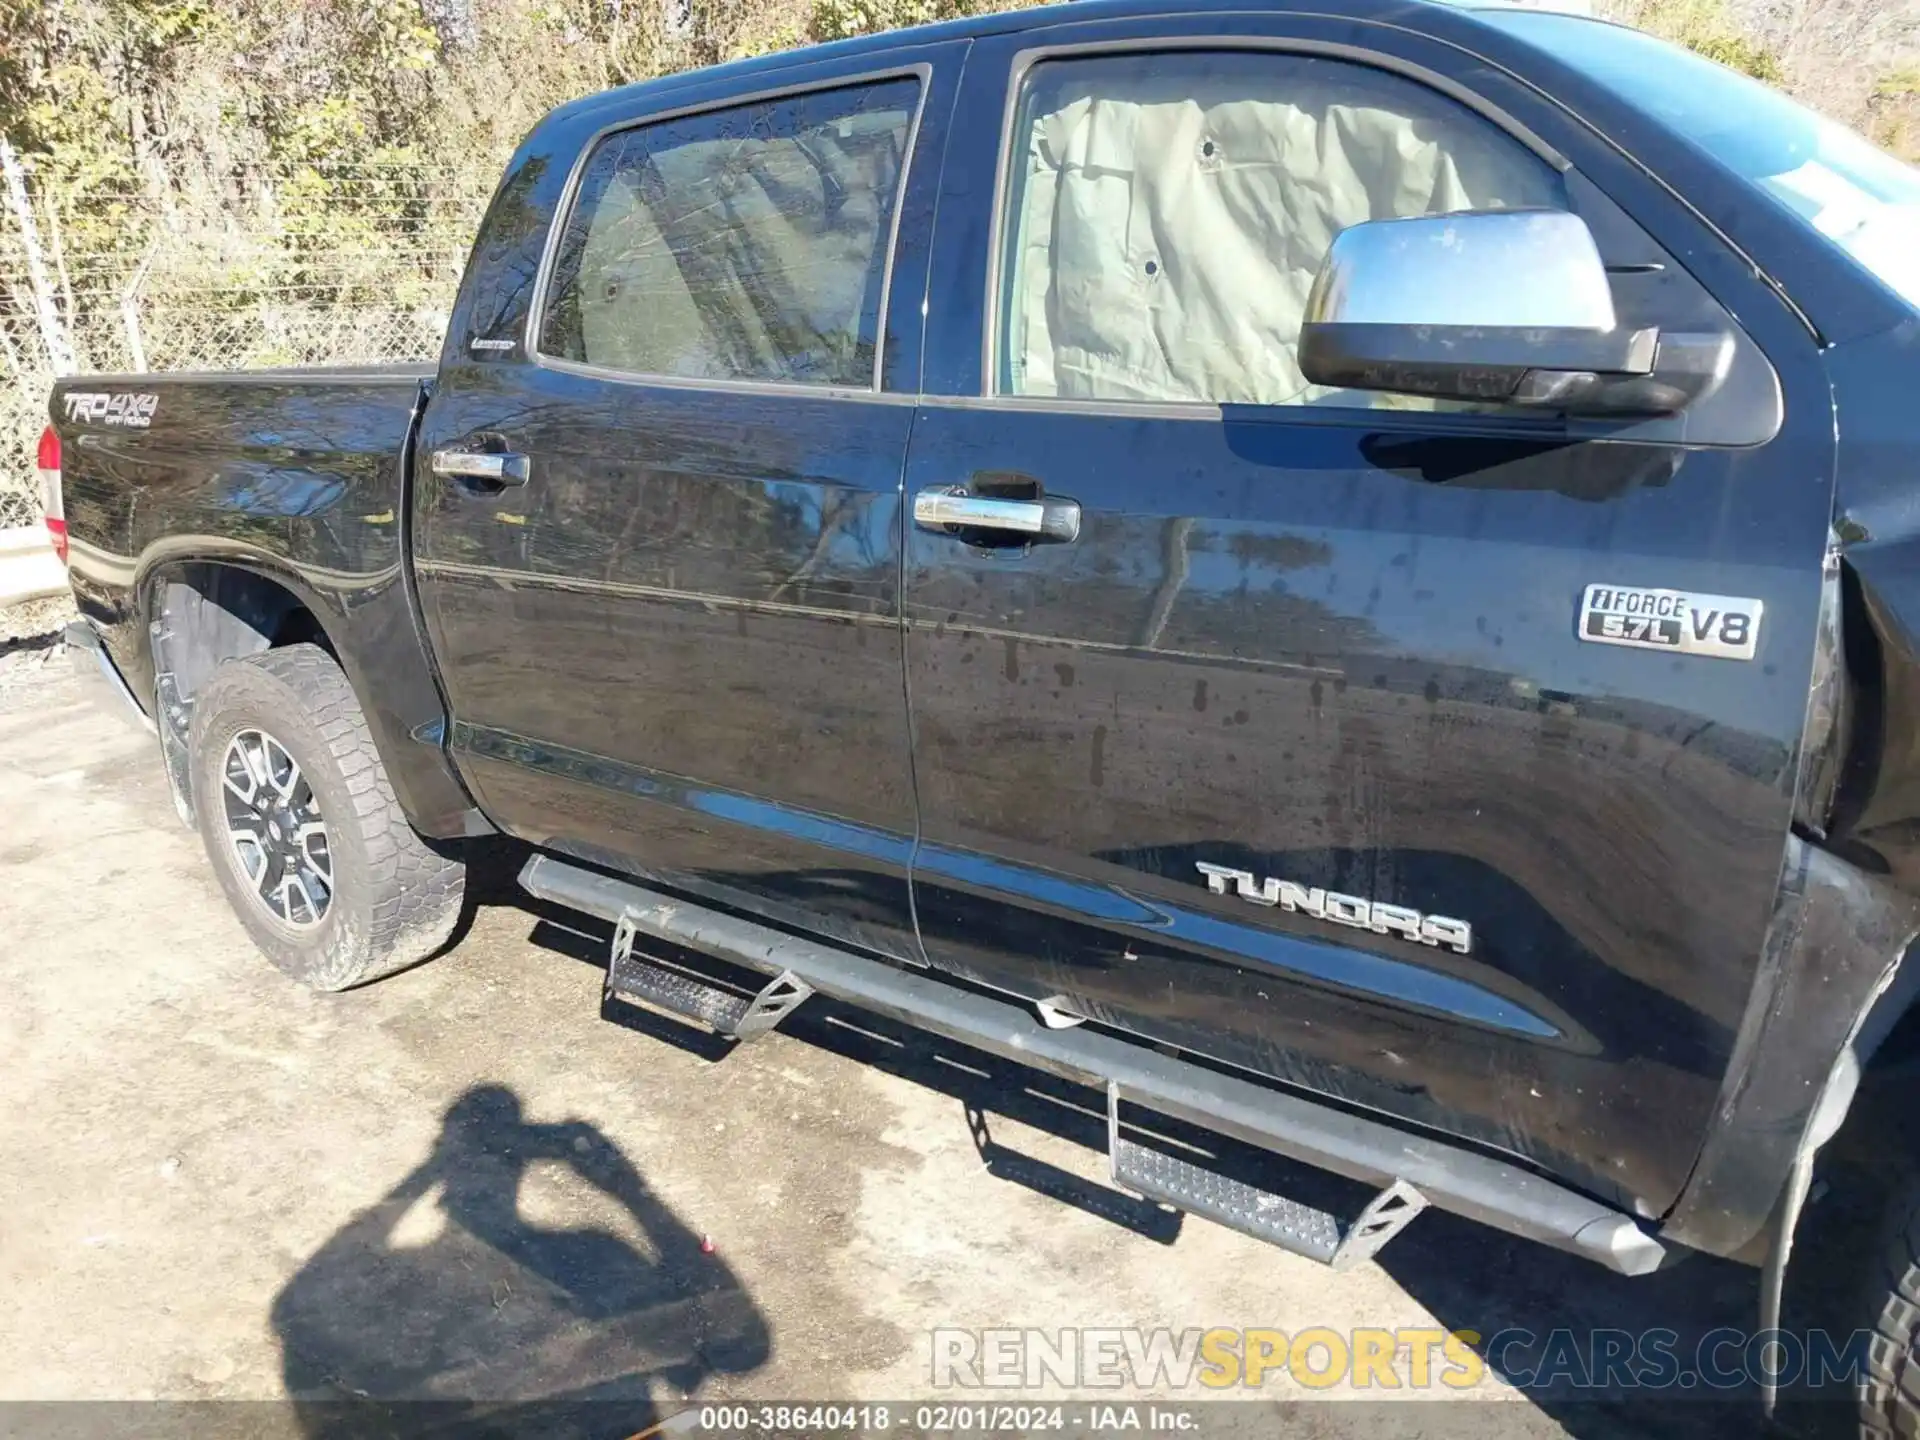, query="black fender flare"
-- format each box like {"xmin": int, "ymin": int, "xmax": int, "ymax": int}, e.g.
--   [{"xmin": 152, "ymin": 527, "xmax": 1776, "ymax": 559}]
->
[{"xmin": 136, "ymin": 548, "xmax": 489, "ymax": 840}]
